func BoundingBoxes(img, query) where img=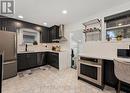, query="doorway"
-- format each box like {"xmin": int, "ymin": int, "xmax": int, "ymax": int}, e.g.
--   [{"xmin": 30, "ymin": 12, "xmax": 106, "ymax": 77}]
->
[{"xmin": 70, "ymin": 30, "xmax": 85, "ymax": 69}]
